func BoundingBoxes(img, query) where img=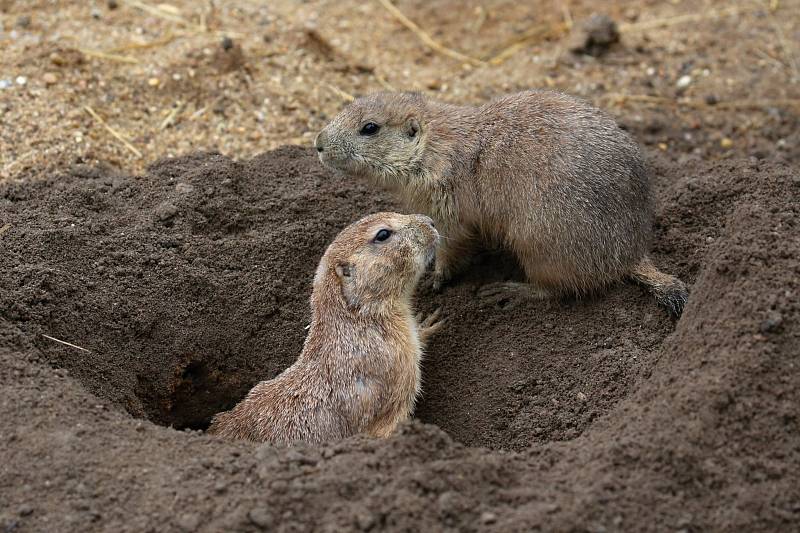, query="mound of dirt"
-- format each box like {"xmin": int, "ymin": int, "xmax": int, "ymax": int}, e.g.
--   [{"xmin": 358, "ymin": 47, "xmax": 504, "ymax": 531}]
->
[{"xmin": 1, "ymin": 147, "xmax": 797, "ymax": 532}]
